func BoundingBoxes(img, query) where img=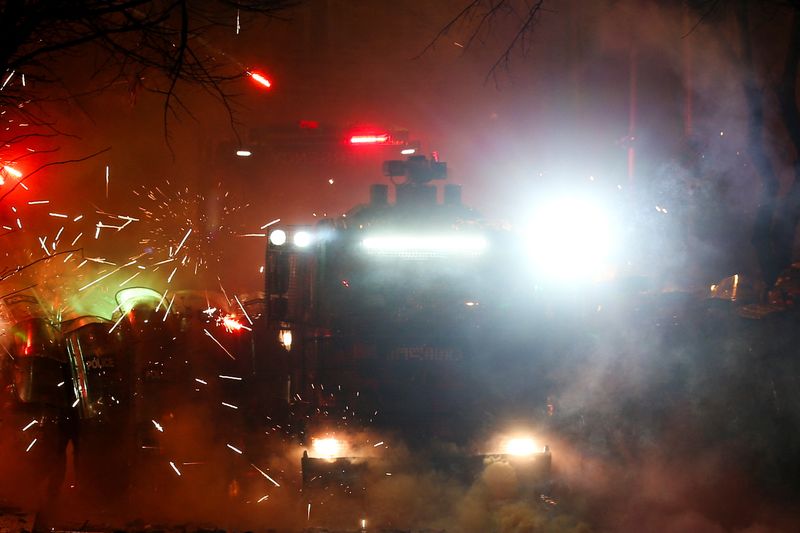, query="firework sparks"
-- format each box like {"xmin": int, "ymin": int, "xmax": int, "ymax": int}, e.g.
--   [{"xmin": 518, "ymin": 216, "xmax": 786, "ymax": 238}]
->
[
  {"xmin": 219, "ymin": 314, "xmax": 250, "ymax": 332},
  {"xmin": 155, "ymin": 289, "xmax": 168, "ymax": 311},
  {"xmin": 162, "ymin": 294, "xmax": 176, "ymax": 321},
  {"xmin": 250, "ymin": 463, "xmax": 281, "ymax": 487},
  {"xmin": 172, "ymin": 228, "xmax": 192, "ymax": 257},
  {"xmin": 2, "ymin": 165, "xmax": 21, "ymax": 178},
  {"xmin": 234, "ymin": 295, "xmax": 253, "ymax": 325},
  {"xmin": 1, "ymin": 70, "xmax": 15, "ymax": 90},
  {"xmin": 260, "ymin": 218, "xmax": 281, "ymax": 229},
  {"xmin": 203, "ymin": 328, "xmax": 236, "ymax": 359},
  {"xmin": 38, "ymin": 236, "xmax": 50, "ymax": 256},
  {"xmin": 169, "ymin": 461, "xmax": 181, "ymax": 476},
  {"xmin": 226, "ymin": 443, "xmax": 243, "ymax": 454},
  {"xmin": 108, "ymin": 311, "xmax": 127, "ymax": 333},
  {"xmin": 132, "ymin": 181, "xmax": 244, "ymax": 285},
  {"xmin": 119, "ymin": 271, "xmax": 141, "ymax": 286}
]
